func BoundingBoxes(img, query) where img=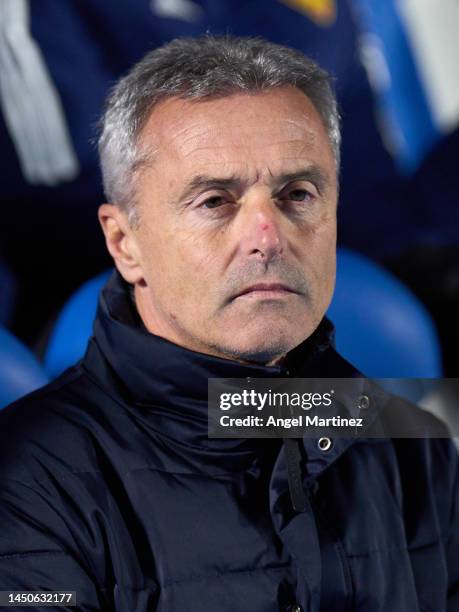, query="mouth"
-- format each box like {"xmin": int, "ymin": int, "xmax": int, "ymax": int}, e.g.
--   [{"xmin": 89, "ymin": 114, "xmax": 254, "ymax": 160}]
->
[{"xmin": 233, "ymin": 283, "xmax": 300, "ymax": 300}]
